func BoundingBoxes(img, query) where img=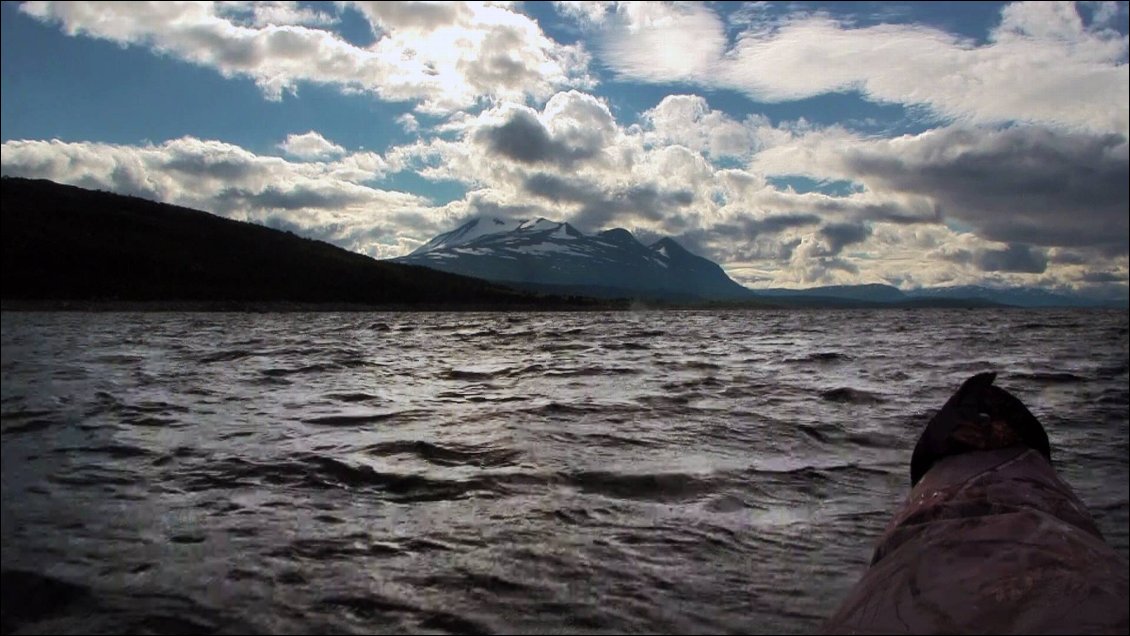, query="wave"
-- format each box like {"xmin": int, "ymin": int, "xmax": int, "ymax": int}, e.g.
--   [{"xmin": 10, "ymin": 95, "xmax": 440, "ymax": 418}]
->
[
  {"xmin": 1096, "ymin": 361, "xmax": 1129, "ymax": 377},
  {"xmin": 819, "ymin": 388, "xmax": 886, "ymax": 404},
  {"xmin": 302, "ymin": 410, "xmax": 429, "ymax": 426},
  {"xmin": 199, "ymin": 349, "xmax": 258, "ymax": 363},
  {"xmin": 544, "ymin": 365, "xmax": 640, "ymax": 377},
  {"xmin": 601, "ymin": 341, "xmax": 651, "ymax": 351},
  {"xmin": 442, "ymin": 367, "xmax": 512, "ymax": 381},
  {"xmin": 361, "ymin": 439, "xmax": 522, "ymax": 468},
  {"xmin": 3, "ymin": 309, "xmax": 1125, "ymax": 636},
  {"xmin": 536, "ymin": 342, "xmax": 592, "ymax": 352},
  {"xmin": 797, "ymin": 424, "xmax": 830, "ymax": 443},
  {"xmin": 52, "ymin": 443, "xmax": 153, "ymax": 459},
  {"xmin": 261, "ymin": 363, "xmax": 340, "ymax": 377},
  {"xmin": 787, "ymin": 352, "xmax": 852, "ymax": 363},
  {"xmin": 175, "ymin": 454, "xmax": 523, "ymax": 502},
  {"xmin": 322, "ymin": 392, "xmax": 382, "ymax": 403},
  {"xmin": 565, "ymin": 470, "xmax": 719, "ymax": 502},
  {"xmin": 1, "ymin": 415, "xmax": 60, "ymax": 435},
  {"xmin": 522, "ymin": 401, "xmax": 628, "ymax": 416},
  {"xmin": 320, "ymin": 594, "xmax": 492, "ymax": 635},
  {"xmin": 625, "ymin": 329, "xmax": 665, "ymax": 338},
  {"xmin": 1013, "ymin": 371, "xmax": 1088, "ymax": 383}
]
